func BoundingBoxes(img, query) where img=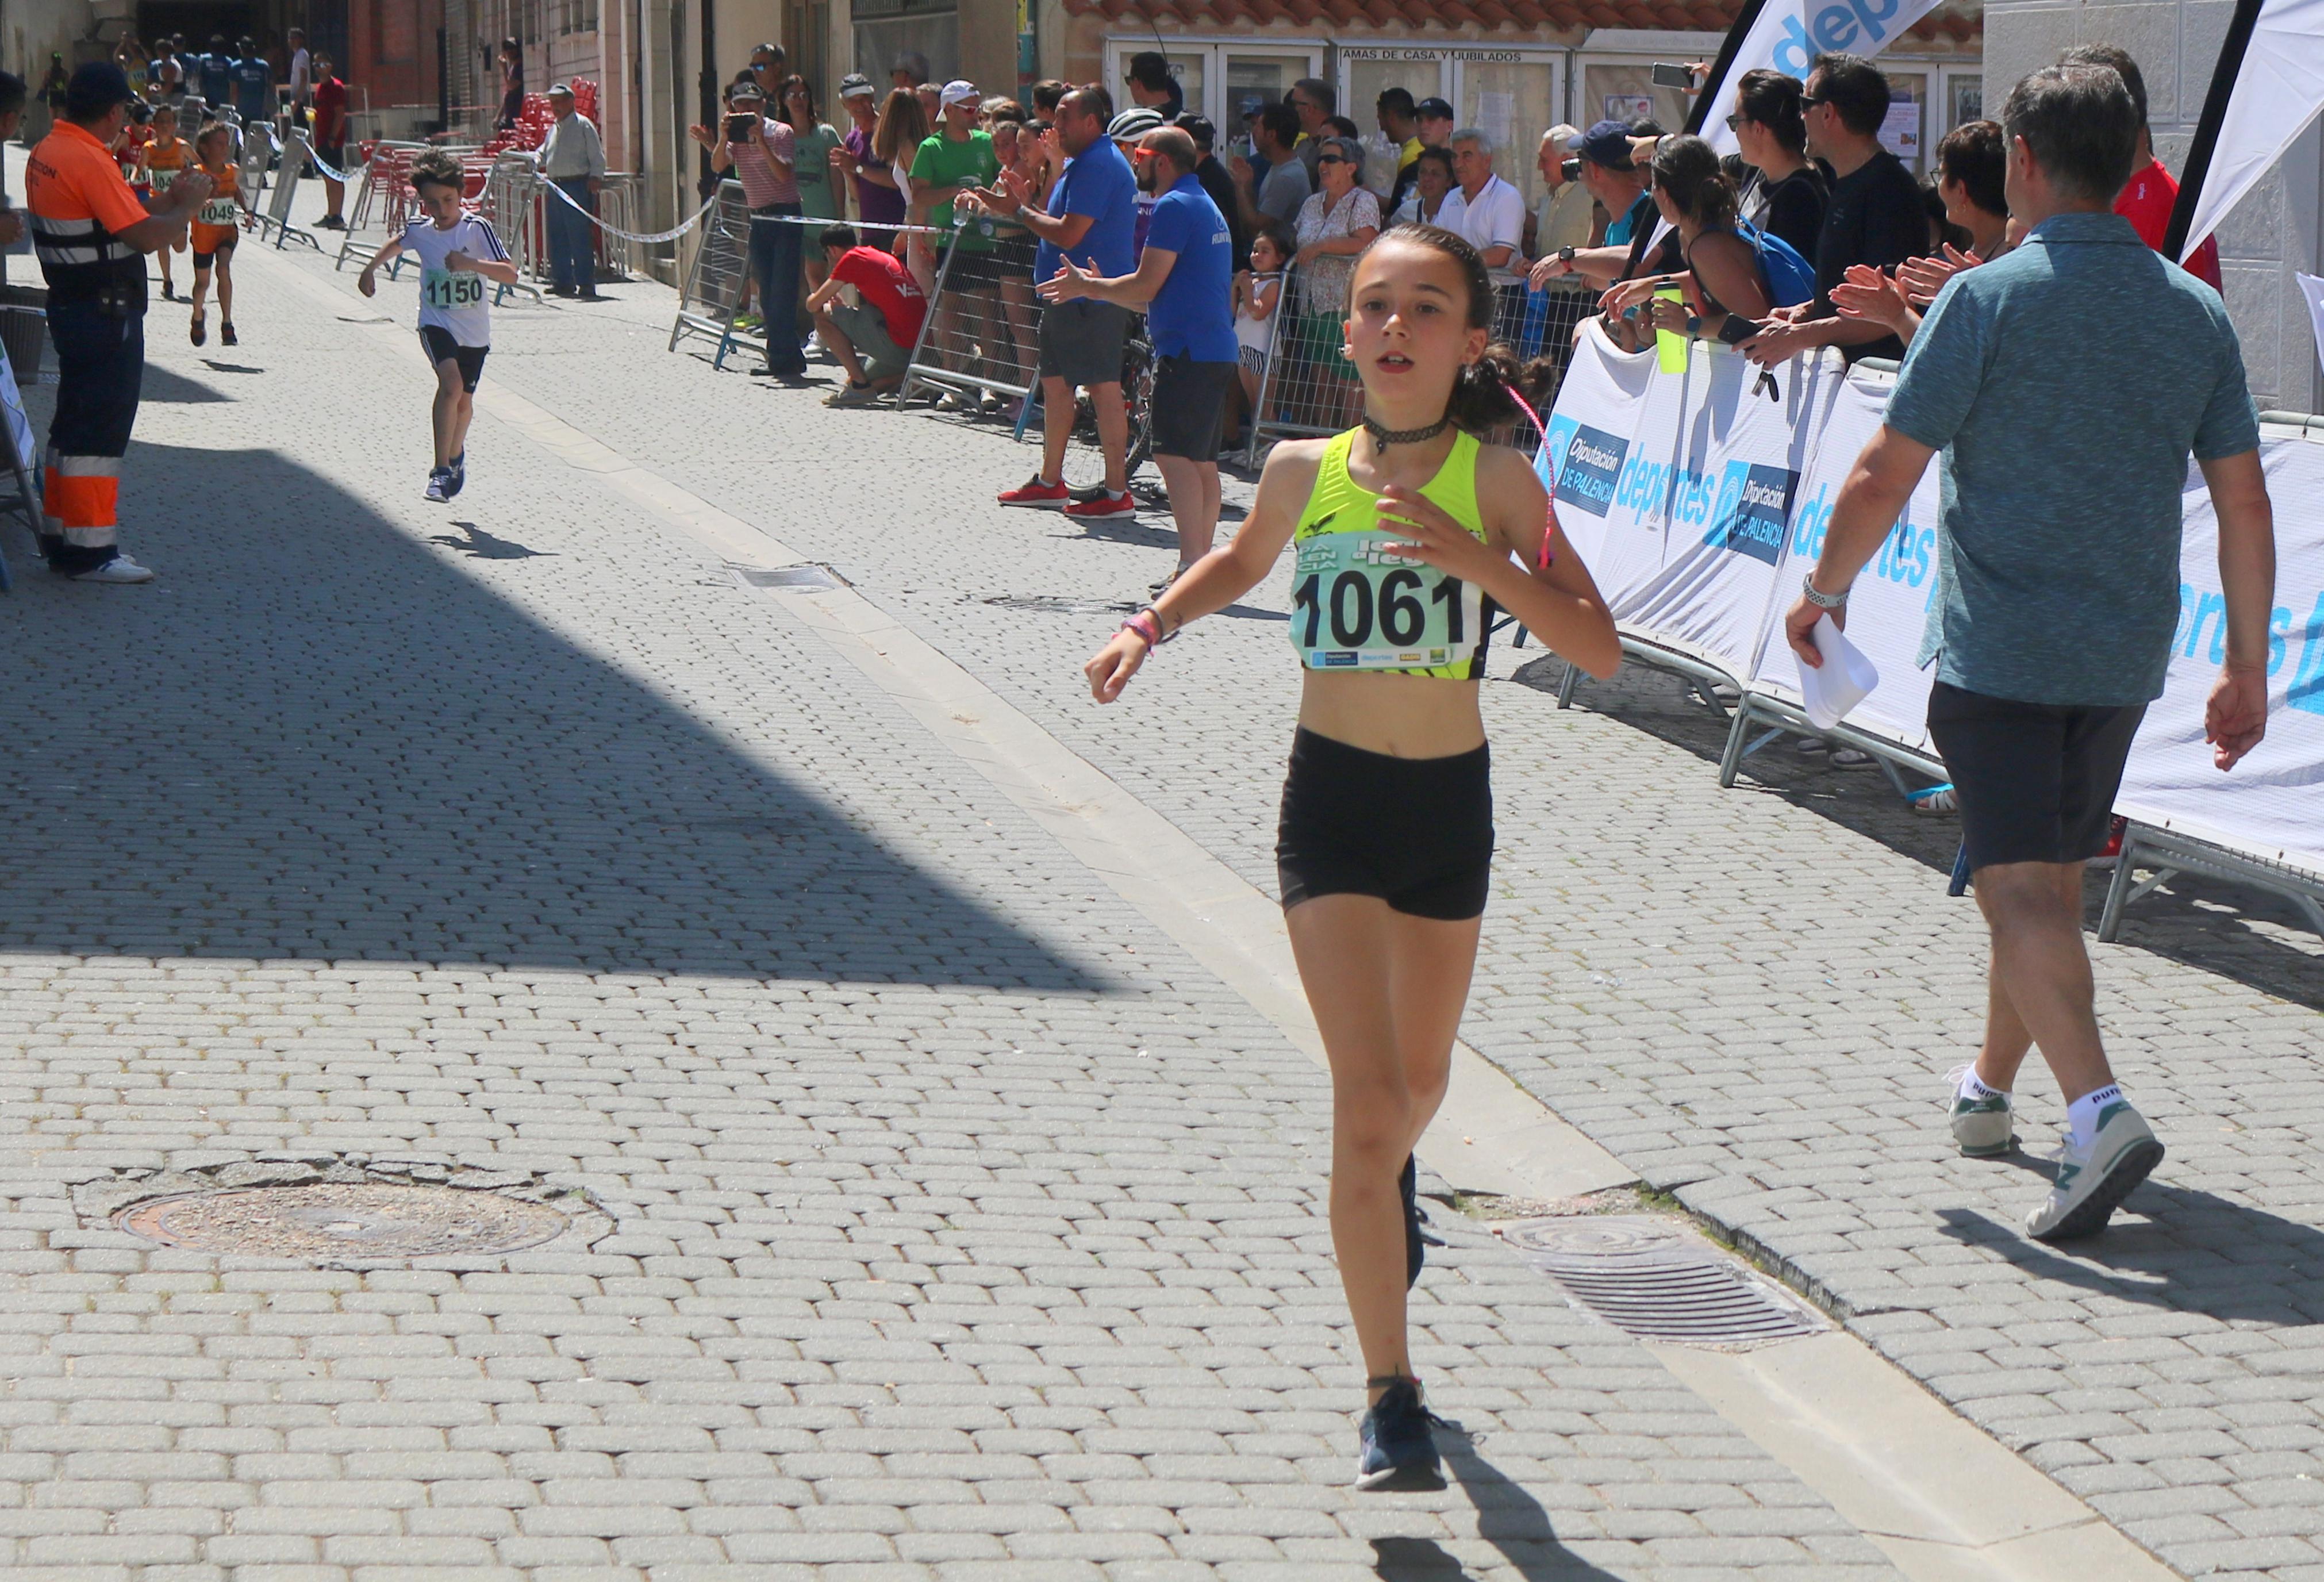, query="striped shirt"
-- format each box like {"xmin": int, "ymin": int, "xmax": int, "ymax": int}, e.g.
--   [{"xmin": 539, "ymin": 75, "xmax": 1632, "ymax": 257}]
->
[{"xmin": 727, "ymin": 117, "xmax": 798, "ymax": 208}]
